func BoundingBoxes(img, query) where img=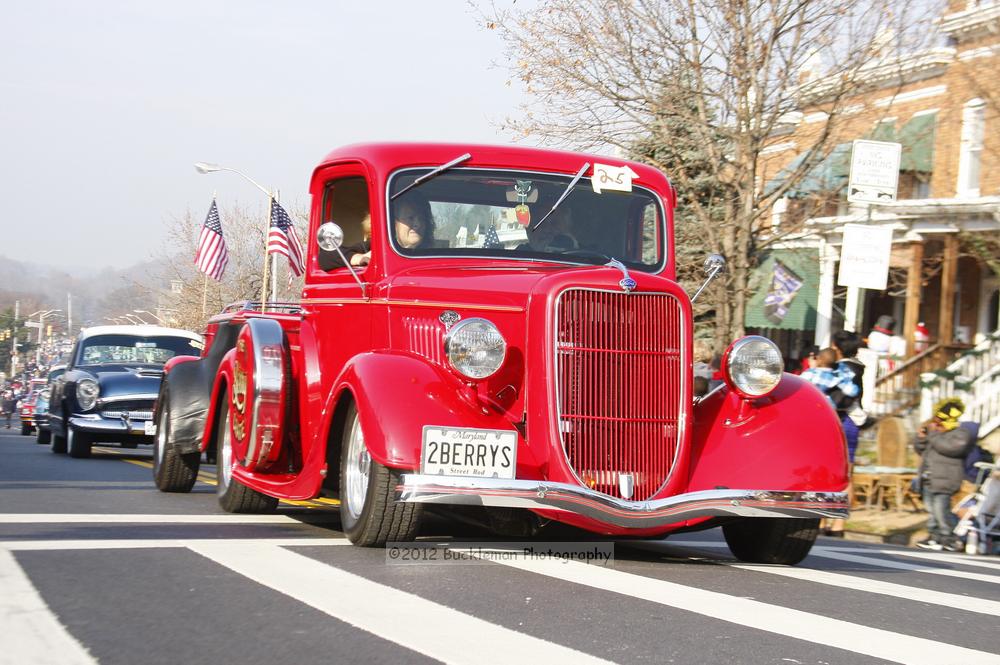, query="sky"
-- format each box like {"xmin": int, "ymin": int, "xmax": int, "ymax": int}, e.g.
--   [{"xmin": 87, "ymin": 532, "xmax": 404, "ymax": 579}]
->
[{"xmin": 1, "ymin": 1, "xmax": 527, "ymax": 270}]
